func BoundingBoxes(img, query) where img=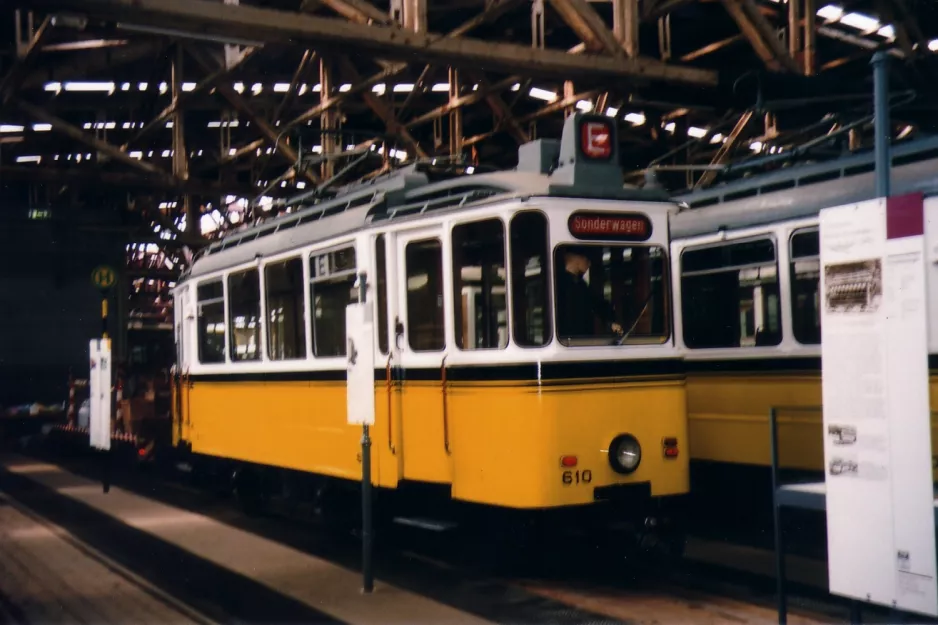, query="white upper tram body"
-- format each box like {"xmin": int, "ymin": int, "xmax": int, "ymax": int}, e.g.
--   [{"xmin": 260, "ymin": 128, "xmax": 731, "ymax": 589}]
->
[{"xmin": 172, "ymin": 113, "xmax": 684, "ymax": 381}]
